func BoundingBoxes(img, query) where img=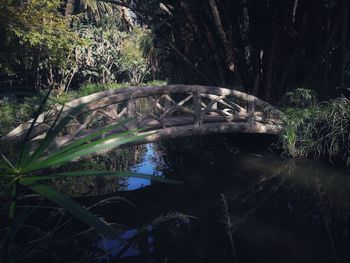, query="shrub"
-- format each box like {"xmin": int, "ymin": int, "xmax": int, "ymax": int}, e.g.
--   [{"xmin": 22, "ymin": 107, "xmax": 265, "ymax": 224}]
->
[
  {"xmin": 0, "ymin": 96, "xmax": 41, "ymax": 137},
  {"xmin": 280, "ymin": 89, "xmax": 350, "ymax": 166}
]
